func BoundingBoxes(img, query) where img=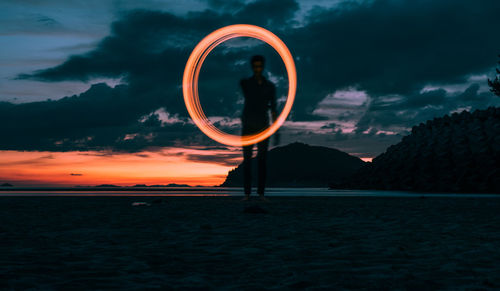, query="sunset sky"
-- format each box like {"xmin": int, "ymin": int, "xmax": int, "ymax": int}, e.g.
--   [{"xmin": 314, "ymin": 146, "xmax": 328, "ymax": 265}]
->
[{"xmin": 1, "ymin": 0, "xmax": 500, "ymax": 186}]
